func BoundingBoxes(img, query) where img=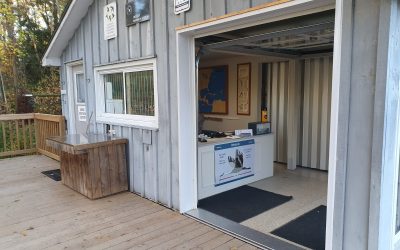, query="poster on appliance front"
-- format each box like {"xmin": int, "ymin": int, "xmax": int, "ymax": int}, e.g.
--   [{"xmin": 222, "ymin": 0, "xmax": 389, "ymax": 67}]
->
[{"xmin": 214, "ymin": 139, "xmax": 255, "ymax": 186}]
